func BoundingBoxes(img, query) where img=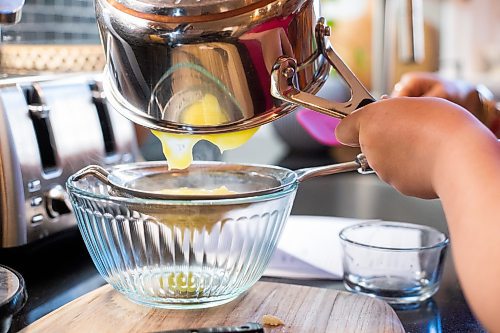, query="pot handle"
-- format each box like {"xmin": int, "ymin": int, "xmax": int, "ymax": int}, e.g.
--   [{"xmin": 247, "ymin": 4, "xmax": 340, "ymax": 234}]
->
[{"xmin": 271, "ymin": 18, "xmax": 375, "ymax": 118}]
